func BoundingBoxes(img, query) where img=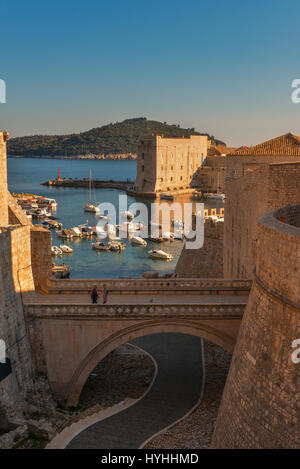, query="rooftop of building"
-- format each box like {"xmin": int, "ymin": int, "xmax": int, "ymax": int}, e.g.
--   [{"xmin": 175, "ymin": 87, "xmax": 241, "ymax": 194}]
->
[{"xmin": 230, "ymin": 133, "xmax": 300, "ymax": 156}]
